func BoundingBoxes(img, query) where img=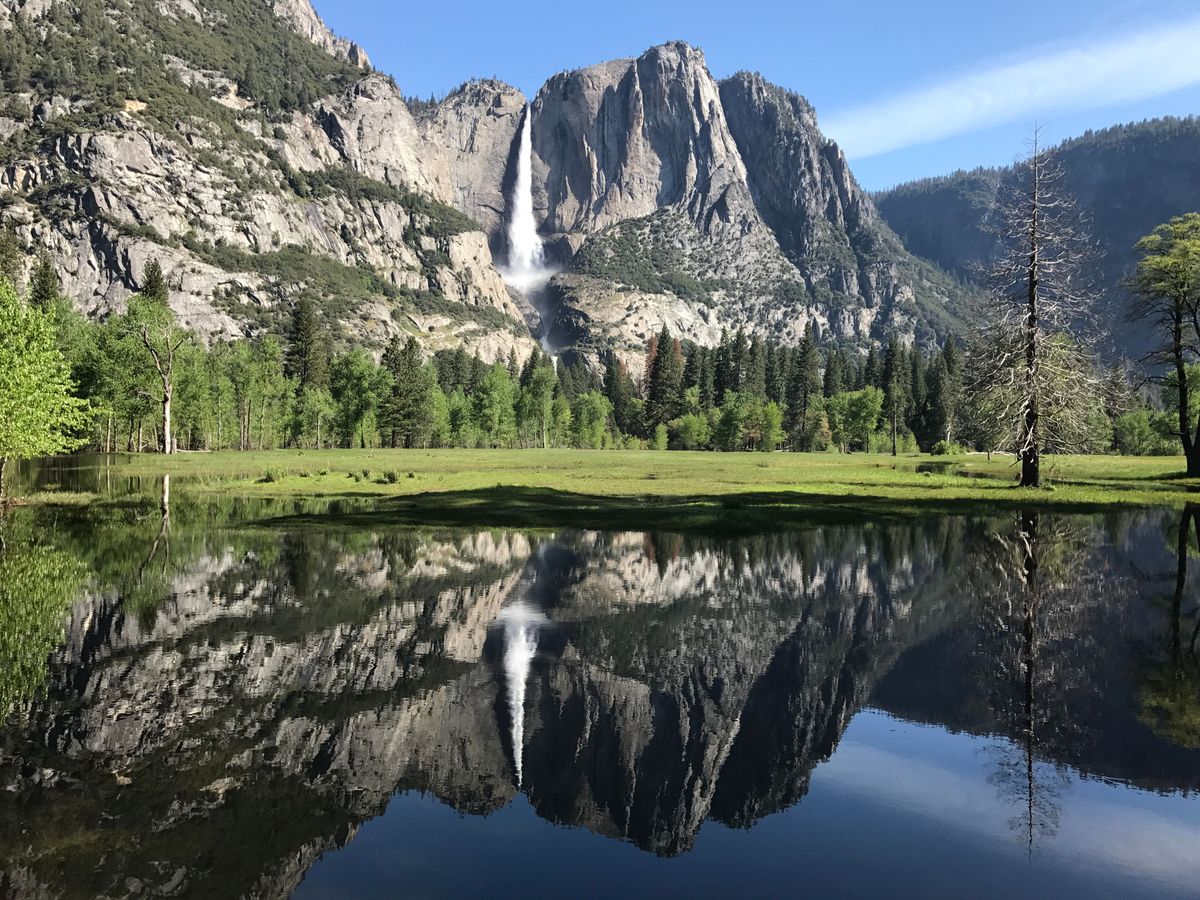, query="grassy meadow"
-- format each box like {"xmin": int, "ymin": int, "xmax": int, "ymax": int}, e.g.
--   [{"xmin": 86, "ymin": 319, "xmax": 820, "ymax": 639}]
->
[{"xmin": 22, "ymin": 449, "xmax": 1200, "ymax": 532}]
